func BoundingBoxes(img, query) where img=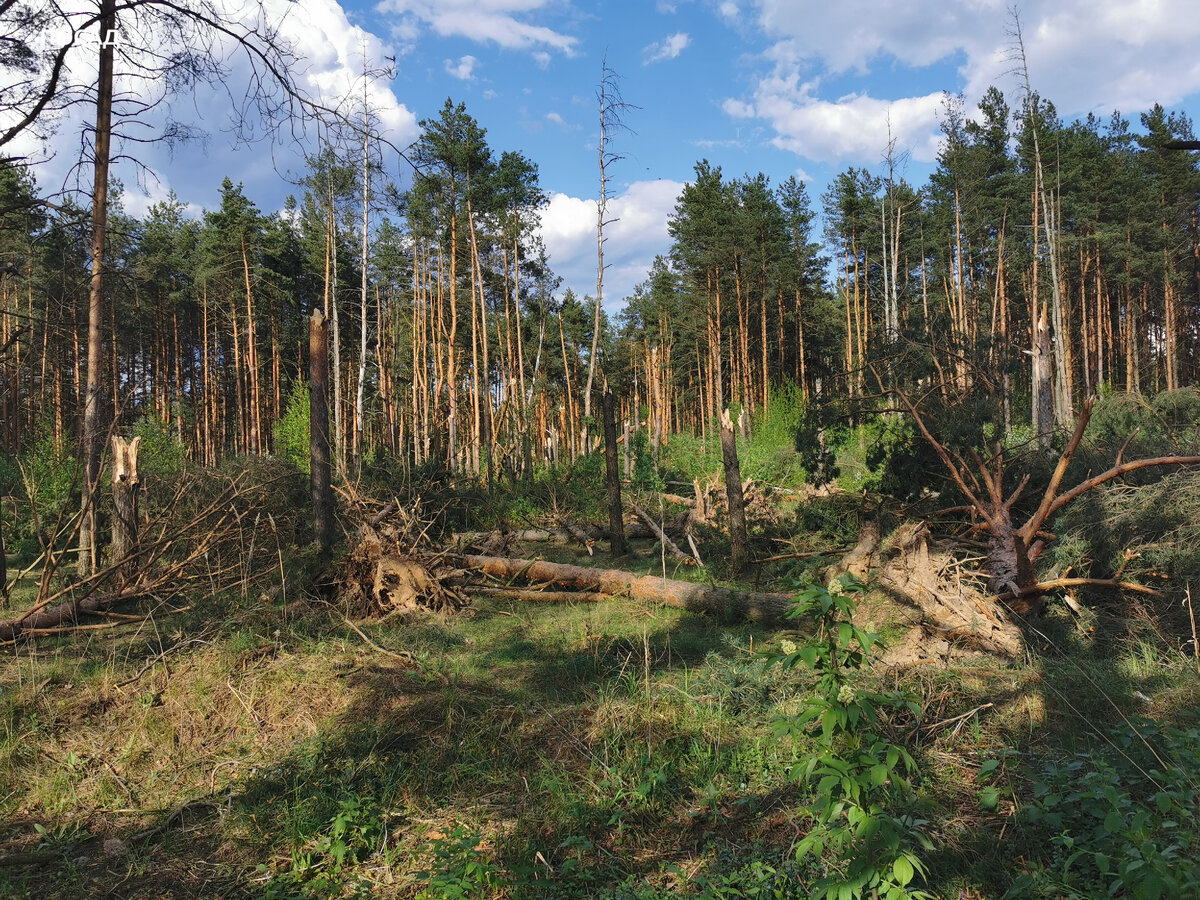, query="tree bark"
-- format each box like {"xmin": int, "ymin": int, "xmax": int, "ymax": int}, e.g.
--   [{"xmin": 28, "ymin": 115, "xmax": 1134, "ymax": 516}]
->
[
  {"xmin": 79, "ymin": 0, "xmax": 116, "ymax": 578},
  {"xmin": 720, "ymin": 408, "xmax": 749, "ymax": 571},
  {"xmin": 310, "ymin": 310, "xmax": 334, "ymax": 553},
  {"xmin": 602, "ymin": 389, "xmax": 626, "ymax": 557},
  {"xmin": 109, "ymin": 435, "xmax": 140, "ymax": 585},
  {"xmin": 455, "ymin": 554, "xmax": 795, "ymax": 624}
]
